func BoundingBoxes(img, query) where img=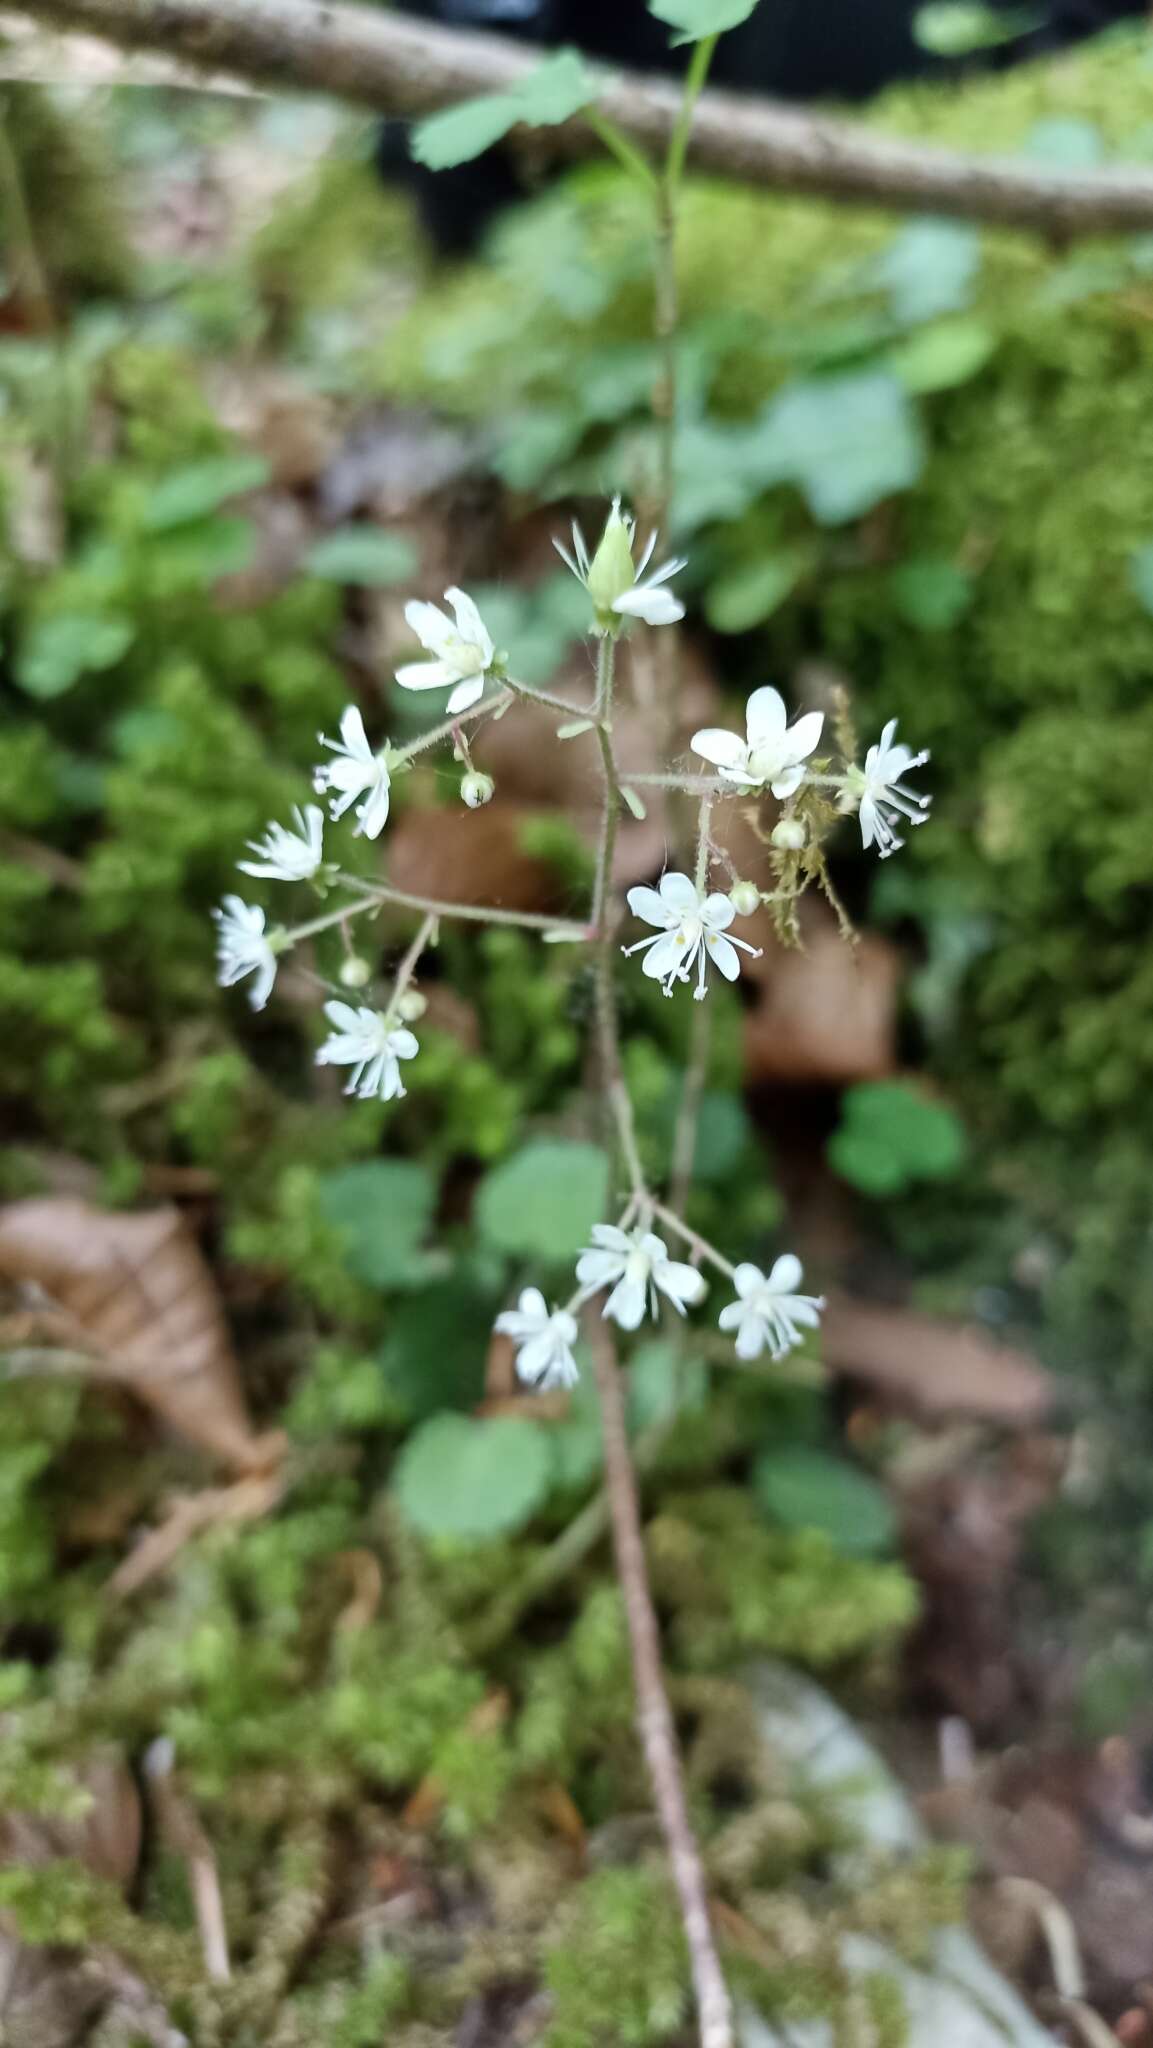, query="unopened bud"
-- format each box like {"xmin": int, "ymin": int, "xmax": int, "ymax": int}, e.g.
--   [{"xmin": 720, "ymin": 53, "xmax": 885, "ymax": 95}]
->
[
  {"xmin": 728, "ymin": 880, "xmax": 761, "ymax": 917},
  {"xmin": 397, "ymin": 989, "xmax": 427, "ymax": 1023},
  {"xmin": 586, "ymin": 498, "xmax": 635, "ymax": 617},
  {"xmin": 771, "ymin": 818, "xmax": 806, "ymax": 851},
  {"xmin": 461, "ymin": 770, "xmax": 494, "ymax": 809},
  {"xmin": 339, "ymin": 954, "xmax": 373, "ymax": 989}
]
